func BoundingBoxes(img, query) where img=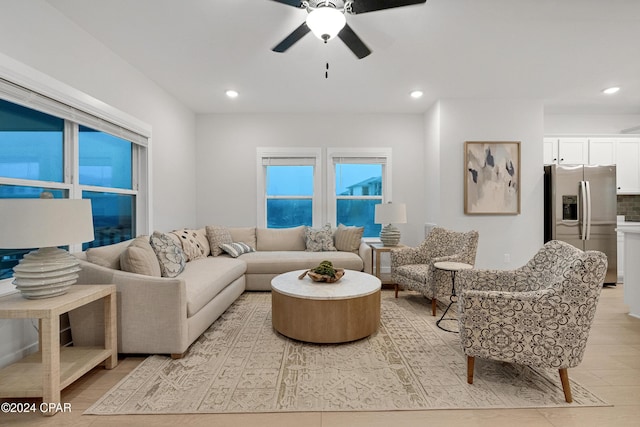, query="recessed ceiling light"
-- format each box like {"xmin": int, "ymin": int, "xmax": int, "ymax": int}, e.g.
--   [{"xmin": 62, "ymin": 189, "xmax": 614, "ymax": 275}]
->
[
  {"xmin": 225, "ymin": 90, "xmax": 239, "ymax": 98},
  {"xmin": 410, "ymin": 90, "xmax": 423, "ymax": 99},
  {"xmin": 602, "ymin": 87, "xmax": 620, "ymax": 95}
]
